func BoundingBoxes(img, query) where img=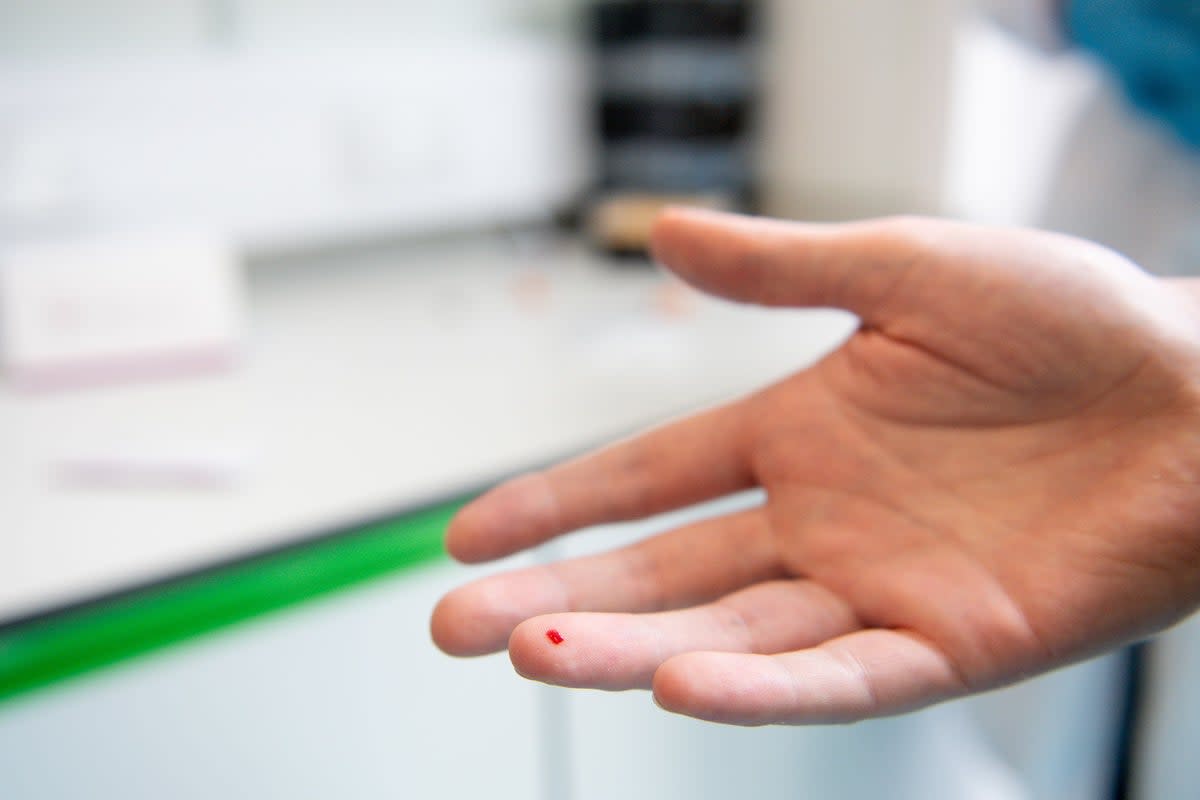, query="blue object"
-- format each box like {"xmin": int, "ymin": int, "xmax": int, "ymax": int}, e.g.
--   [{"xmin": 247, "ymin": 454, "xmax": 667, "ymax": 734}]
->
[{"xmin": 1069, "ymin": 0, "xmax": 1200, "ymax": 149}]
